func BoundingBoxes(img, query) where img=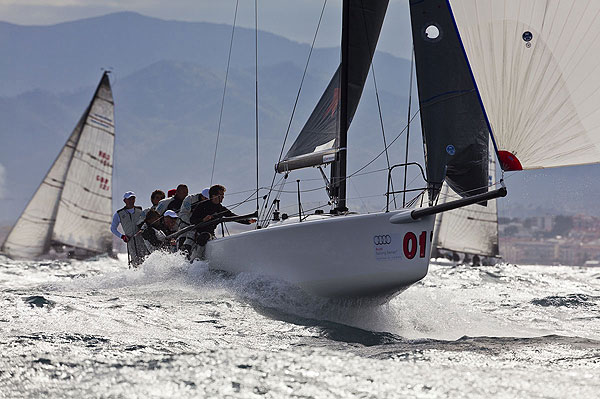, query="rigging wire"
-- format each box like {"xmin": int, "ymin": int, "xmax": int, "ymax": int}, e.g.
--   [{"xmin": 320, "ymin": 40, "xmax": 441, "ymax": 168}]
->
[
  {"xmin": 210, "ymin": 0, "xmax": 239, "ymax": 186},
  {"xmin": 254, "ymin": 0, "xmax": 260, "ymax": 215},
  {"xmin": 347, "ymin": 108, "xmax": 420, "ymax": 179},
  {"xmin": 260, "ymin": 108, "xmax": 421, "ymax": 214},
  {"xmin": 403, "ymin": 46, "xmax": 415, "ymax": 207},
  {"xmin": 370, "ymin": 62, "xmax": 396, "ymax": 209},
  {"xmin": 258, "ymin": 0, "xmax": 329, "ymax": 224},
  {"xmin": 357, "ymin": 0, "xmax": 396, "ymax": 209}
]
